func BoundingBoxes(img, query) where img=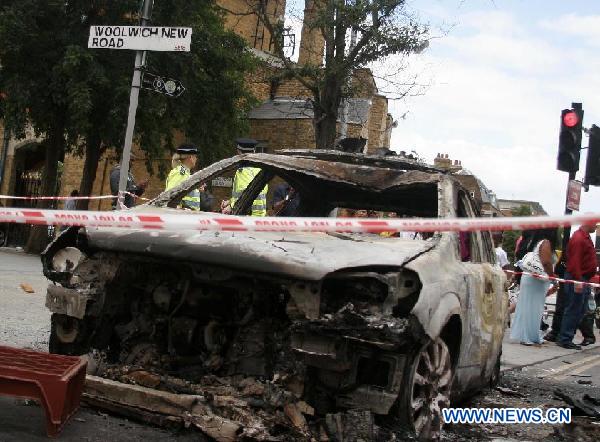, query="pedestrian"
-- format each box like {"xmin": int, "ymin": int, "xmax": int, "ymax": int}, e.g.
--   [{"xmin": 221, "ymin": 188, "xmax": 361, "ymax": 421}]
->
[
  {"xmin": 109, "ymin": 161, "xmax": 148, "ymax": 209},
  {"xmin": 509, "ymin": 229, "xmax": 558, "ymax": 346},
  {"xmin": 165, "ymin": 144, "xmax": 201, "ymax": 211},
  {"xmin": 578, "ymin": 275, "xmax": 598, "ymax": 346},
  {"xmin": 221, "ymin": 138, "xmax": 268, "ymax": 216},
  {"xmin": 60, "ymin": 189, "xmax": 79, "ymax": 233},
  {"xmin": 64, "ymin": 189, "xmax": 78, "ymax": 211},
  {"xmin": 557, "ymin": 222, "xmax": 599, "ymax": 349},
  {"xmin": 494, "ymin": 234, "xmax": 510, "ymax": 271},
  {"xmin": 273, "ymin": 182, "xmax": 300, "ymax": 216},
  {"xmin": 544, "ymin": 253, "xmax": 568, "ymax": 342}
]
